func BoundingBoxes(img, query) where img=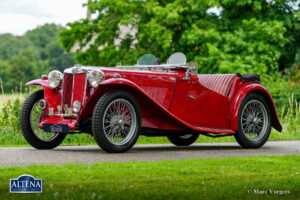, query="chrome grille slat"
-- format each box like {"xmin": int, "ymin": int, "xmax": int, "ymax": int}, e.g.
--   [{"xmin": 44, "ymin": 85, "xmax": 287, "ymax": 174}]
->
[{"xmin": 62, "ymin": 74, "xmax": 73, "ymax": 112}]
